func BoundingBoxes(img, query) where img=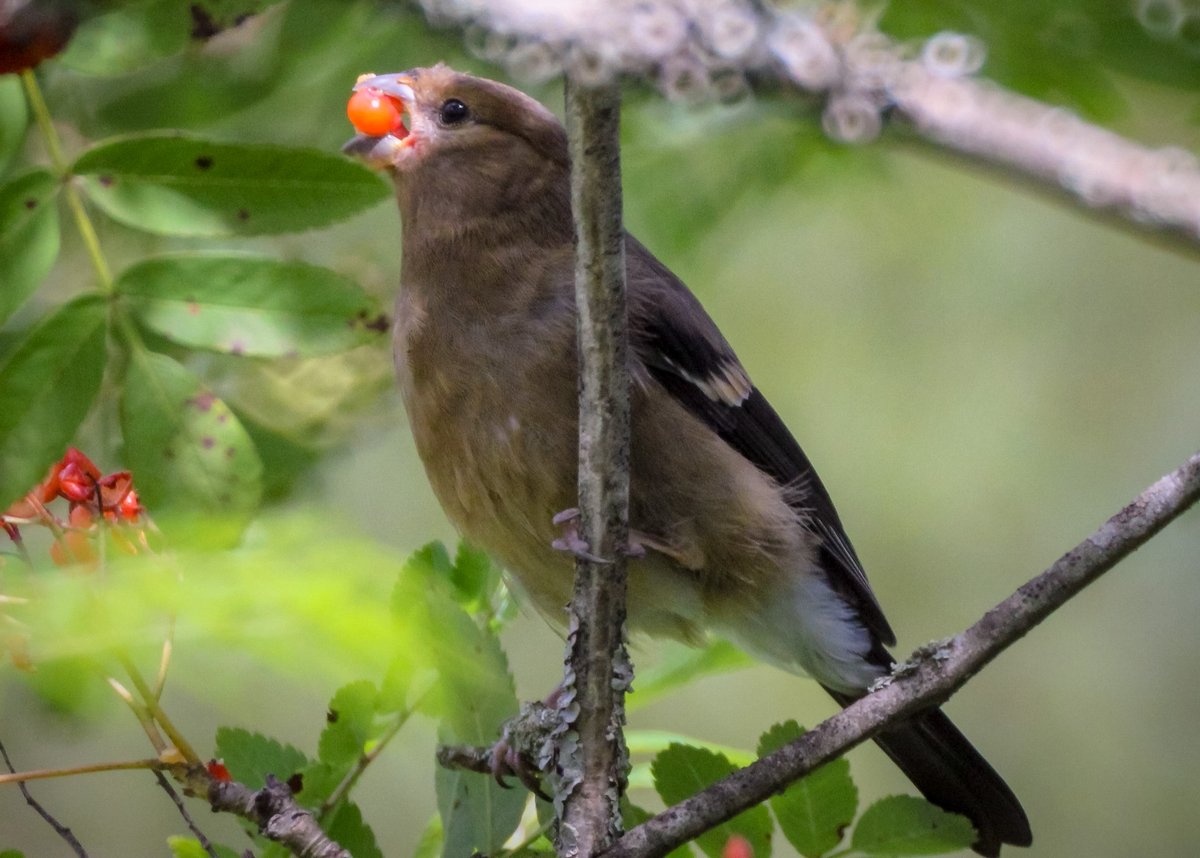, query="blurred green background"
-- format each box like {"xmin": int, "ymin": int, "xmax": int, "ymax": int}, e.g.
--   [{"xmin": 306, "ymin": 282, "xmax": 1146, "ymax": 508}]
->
[{"xmin": 2, "ymin": 1, "xmax": 1199, "ymax": 856}]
